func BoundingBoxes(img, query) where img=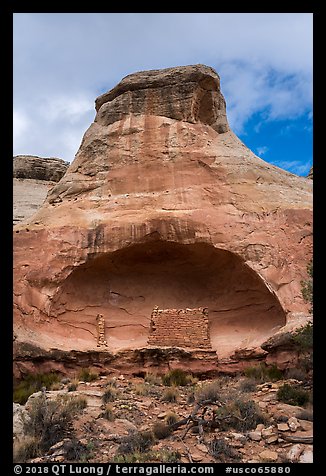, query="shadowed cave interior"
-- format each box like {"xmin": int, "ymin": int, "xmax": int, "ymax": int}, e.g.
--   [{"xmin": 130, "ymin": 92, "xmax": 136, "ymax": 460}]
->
[{"xmin": 51, "ymin": 241, "xmax": 286, "ymax": 356}]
